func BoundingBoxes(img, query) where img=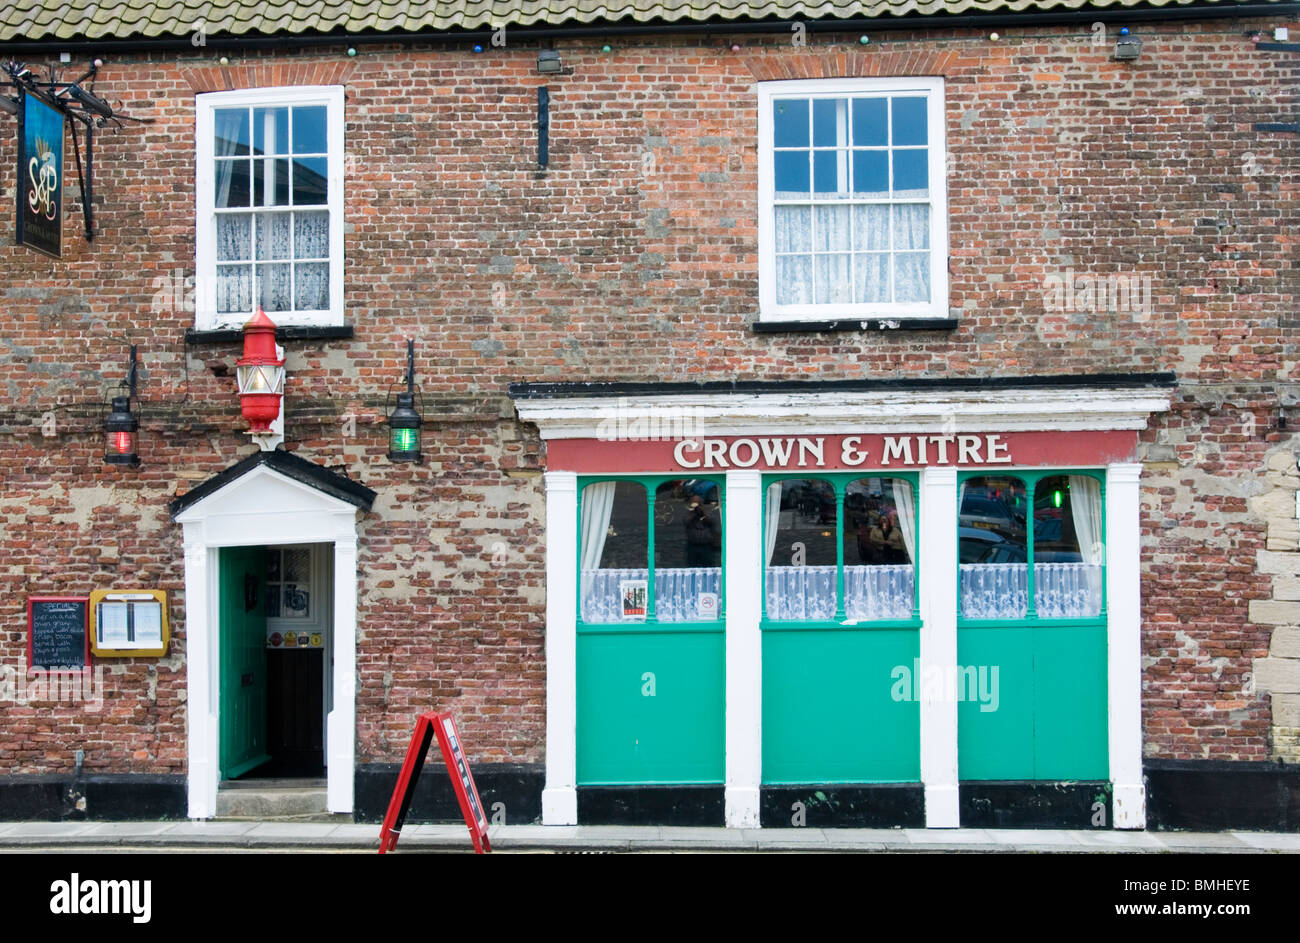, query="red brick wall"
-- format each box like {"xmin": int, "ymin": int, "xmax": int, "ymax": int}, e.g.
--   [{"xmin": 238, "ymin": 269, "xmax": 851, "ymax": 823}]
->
[{"xmin": 0, "ymin": 19, "xmax": 1296, "ymax": 772}]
